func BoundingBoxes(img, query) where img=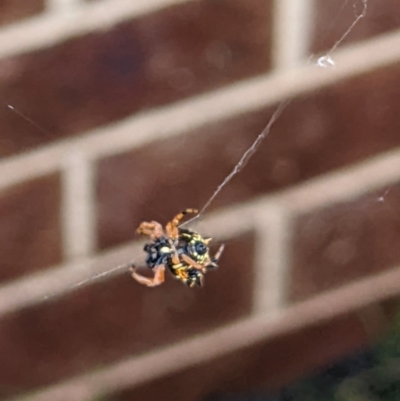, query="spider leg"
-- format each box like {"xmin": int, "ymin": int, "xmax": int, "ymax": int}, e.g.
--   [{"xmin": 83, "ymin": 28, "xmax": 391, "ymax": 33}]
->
[
  {"xmin": 166, "ymin": 208, "xmax": 198, "ymax": 239},
  {"xmin": 136, "ymin": 221, "xmax": 164, "ymax": 240},
  {"xmin": 196, "ymin": 273, "xmax": 205, "ymax": 287},
  {"xmin": 167, "ymin": 238, "xmax": 181, "ymax": 265},
  {"xmin": 200, "ymin": 274, "xmax": 205, "ymax": 286},
  {"xmin": 207, "ymin": 244, "xmax": 225, "ymax": 269},
  {"xmin": 171, "ymin": 208, "xmax": 199, "ymax": 226},
  {"xmin": 130, "ymin": 264, "xmax": 165, "ymax": 287},
  {"xmin": 180, "ymin": 254, "xmax": 207, "ymax": 273},
  {"xmin": 174, "ymin": 266, "xmax": 189, "ymax": 281}
]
